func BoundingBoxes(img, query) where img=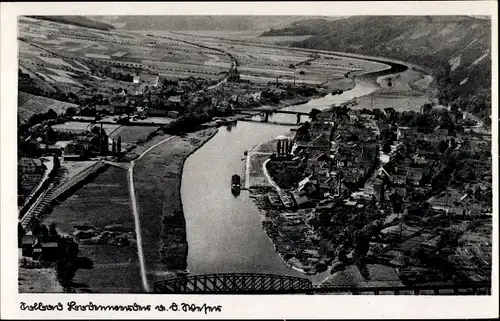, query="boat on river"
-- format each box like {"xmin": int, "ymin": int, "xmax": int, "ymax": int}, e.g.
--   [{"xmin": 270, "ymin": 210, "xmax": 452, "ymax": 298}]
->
[{"xmin": 231, "ymin": 174, "xmax": 241, "ymax": 194}]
